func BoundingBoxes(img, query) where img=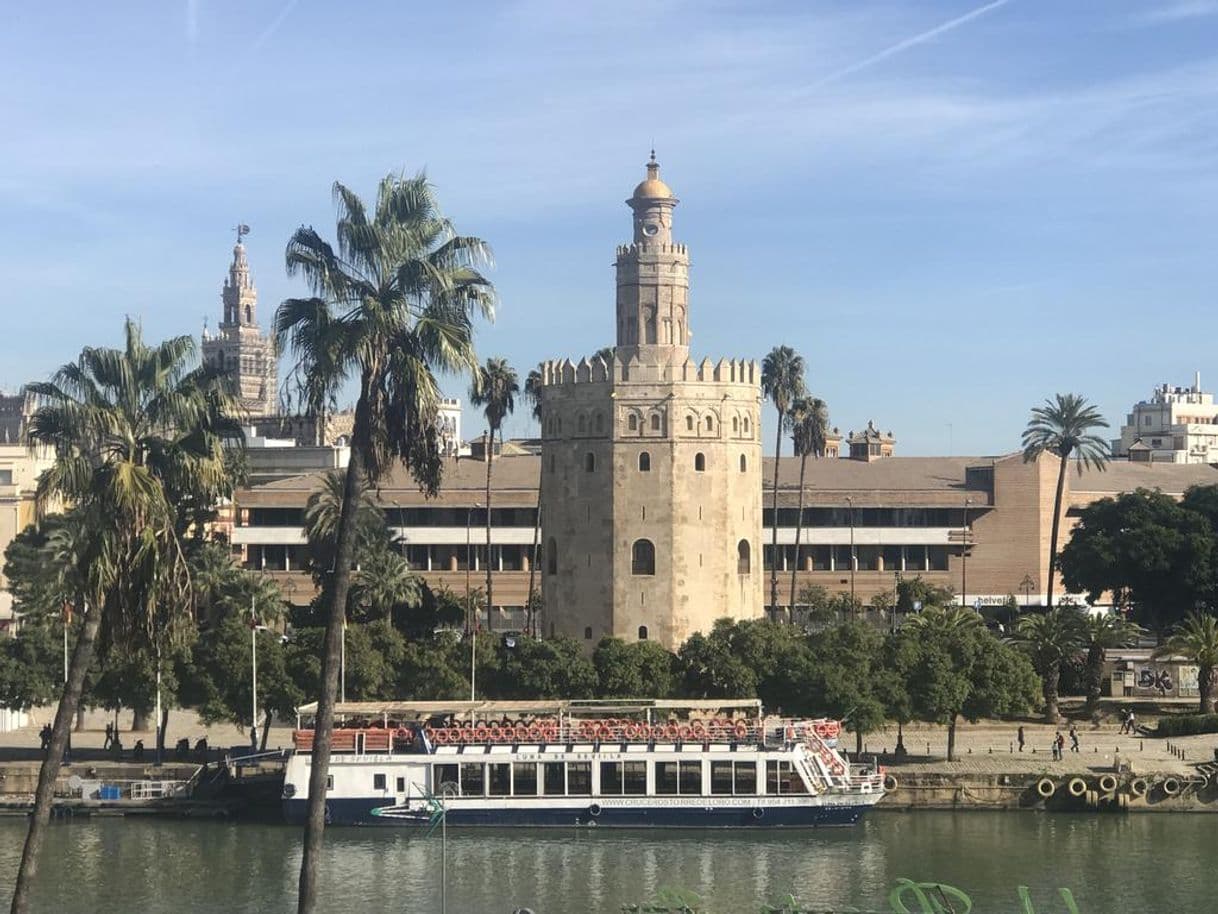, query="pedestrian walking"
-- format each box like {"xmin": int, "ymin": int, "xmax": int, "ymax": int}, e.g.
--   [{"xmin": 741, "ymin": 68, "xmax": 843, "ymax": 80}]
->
[
  {"xmin": 1052, "ymin": 731, "xmax": 1064, "ymax": 761},
  {"xmin": 1069, "ymin": 725, "xmax": 1079, "ymax": 753},
  {"xmin": 1017, "ymin": 725, "xmax": 1025, "ymax": 752},
  {"xmin": 103, "ymin": 722, "xmax": 114, "ymax": 751}
]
